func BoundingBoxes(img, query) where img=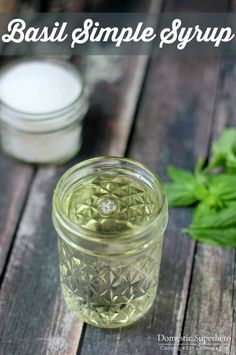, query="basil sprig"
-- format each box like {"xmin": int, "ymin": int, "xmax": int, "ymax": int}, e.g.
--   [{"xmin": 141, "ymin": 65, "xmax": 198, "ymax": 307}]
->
[{"xmin": 165, "ymin": 129, "xmax": 236, "ymax": 248}]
